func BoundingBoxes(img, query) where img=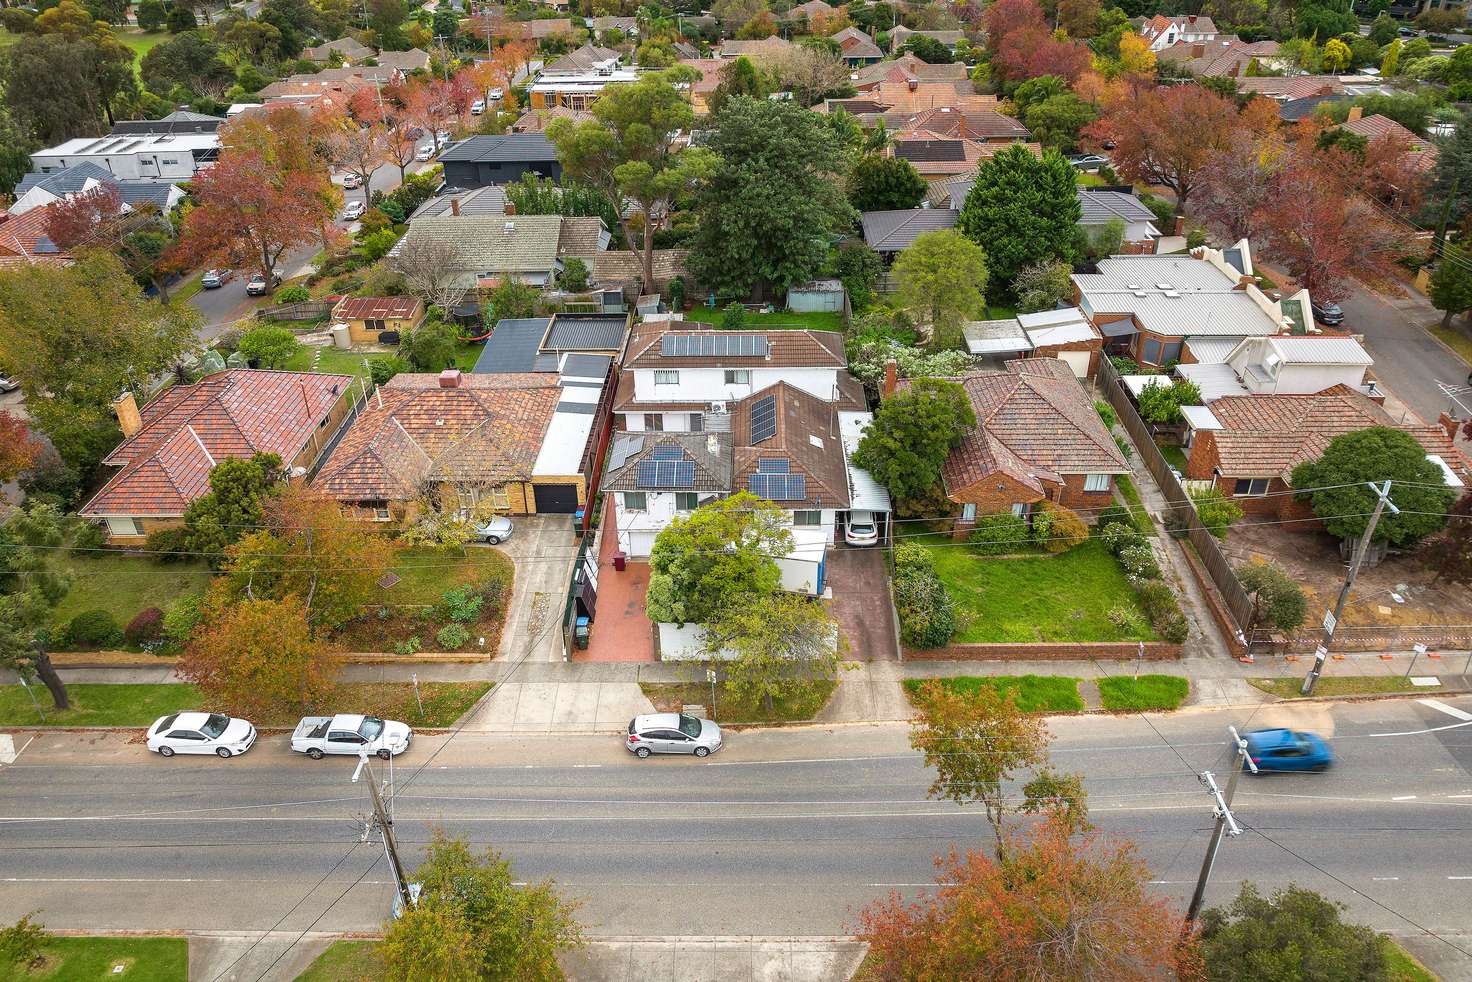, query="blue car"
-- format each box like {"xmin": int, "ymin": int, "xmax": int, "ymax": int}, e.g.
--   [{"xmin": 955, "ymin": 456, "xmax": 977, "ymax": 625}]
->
[{"xmin": 1244, "ymin": 728, "xmax": 1334, "ymax": 773}]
